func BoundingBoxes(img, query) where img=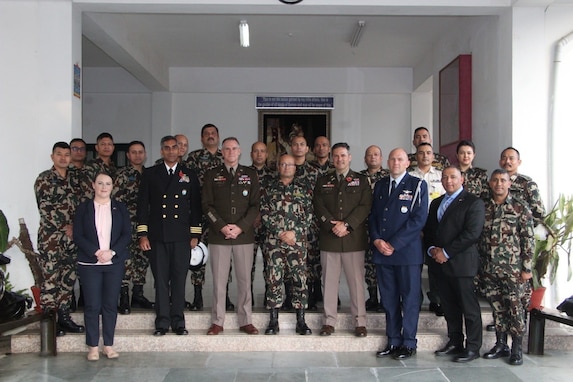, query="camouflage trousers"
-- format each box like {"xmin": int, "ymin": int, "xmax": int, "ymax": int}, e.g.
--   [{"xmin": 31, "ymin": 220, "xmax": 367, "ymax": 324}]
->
[
  {"xmin": 481, "ymin": 272, "xmax": 528, "ymax": 337},
  {"xmin": 37, "ymin": 233, "xmax": 76, "ymax": 311},
  {"xmin": 122, "ymin": 240, "xmax": 150, "ymax": 287},
  {"xmin": 265, "ymin": 240, "xmax": 308, "ymax": 309},
  {"xmin": 306, "ymin": 227, "xmax": 321, "ymax": 283},
  {"xmin": 252, "ymin": 229, "xmax": 267, "ymax": 284},
  {"xmin": 364, "ymin": 248, "xmax": 377, "ymax": 288}
]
